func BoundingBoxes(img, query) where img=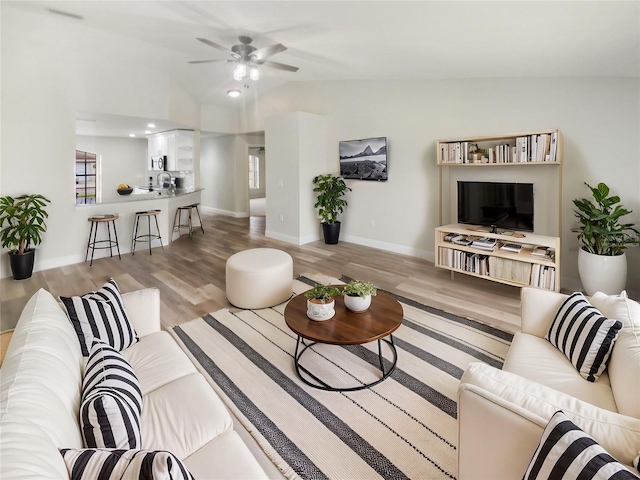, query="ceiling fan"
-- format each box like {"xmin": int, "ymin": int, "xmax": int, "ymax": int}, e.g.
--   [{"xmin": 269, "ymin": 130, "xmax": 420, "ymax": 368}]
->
[{"xmin": 189, "ymin": 36, "xmax": 299, "ymax": 80}]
